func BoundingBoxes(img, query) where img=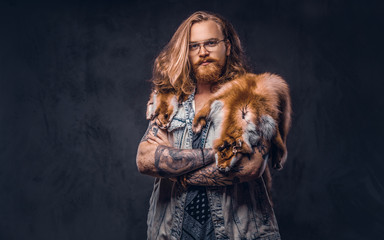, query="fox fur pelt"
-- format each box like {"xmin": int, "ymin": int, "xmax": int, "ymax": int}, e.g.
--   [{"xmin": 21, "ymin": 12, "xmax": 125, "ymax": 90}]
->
[{"xmin": 146, "ymin": 72, "xmax": 292, "ymax": 173}]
